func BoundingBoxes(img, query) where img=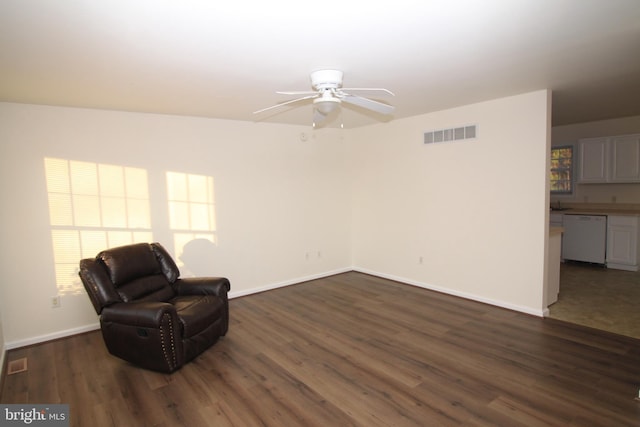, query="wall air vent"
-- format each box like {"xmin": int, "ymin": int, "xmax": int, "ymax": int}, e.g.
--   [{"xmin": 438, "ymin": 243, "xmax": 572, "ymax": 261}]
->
[{"xmin": 424, "ymin": 125, "xmax": 477, "ymax": 144}]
